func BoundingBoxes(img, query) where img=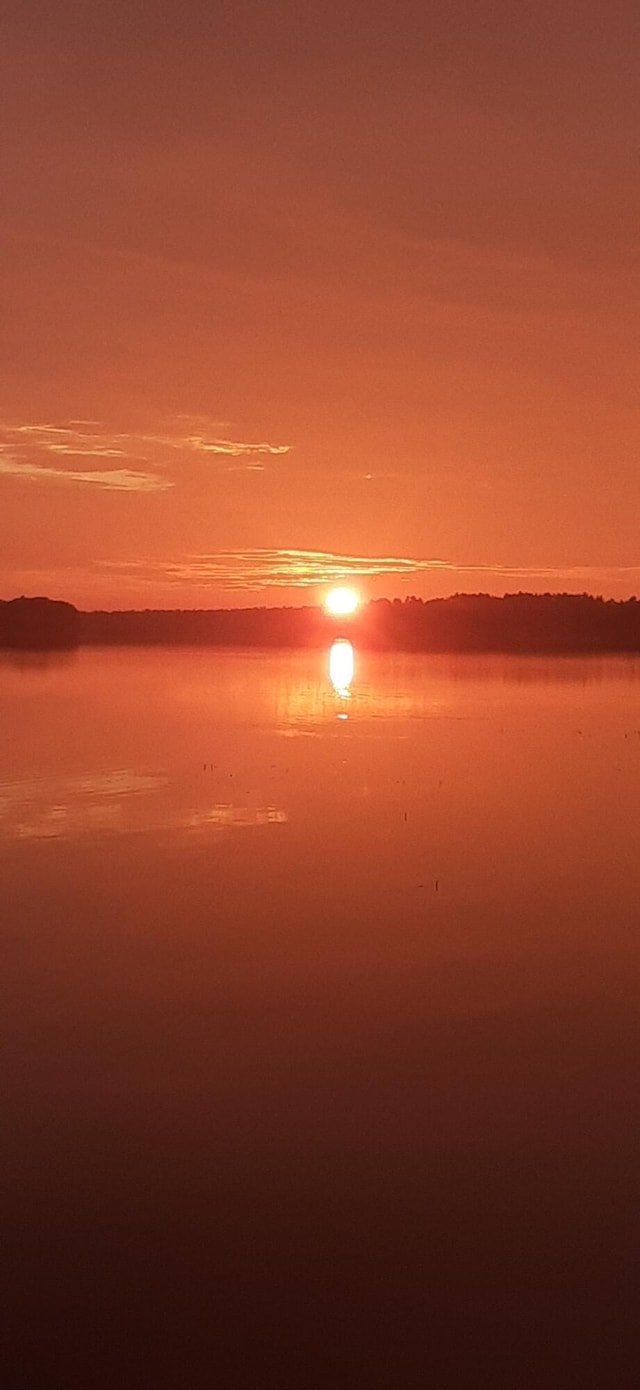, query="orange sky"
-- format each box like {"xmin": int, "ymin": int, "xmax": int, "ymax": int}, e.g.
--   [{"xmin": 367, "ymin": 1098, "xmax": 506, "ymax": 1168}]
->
[{"xmin": 1, "ymin": 0, "xmax": 638, "ymax": 609}]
